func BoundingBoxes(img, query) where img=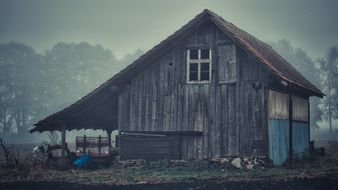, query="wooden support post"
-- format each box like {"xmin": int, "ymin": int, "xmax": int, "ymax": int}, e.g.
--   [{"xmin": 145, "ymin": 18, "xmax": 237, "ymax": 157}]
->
[
  {"xmin": 288, "ymin": 94, "xmax": 293, "ymax": 160},
  {"xmin": 98, "ymin": 135, "xmax": 102, "ymax": 155},
  {"xmin": 61, "ymin": 122, "xmax": 66, "ymax": 161},
  {"xmin": 83, "ymin": 134, "xmax": 86, "ymax": 154},
  {"xmin": 308, "ymin": 97, "xmax": 311, "ymax": 153},
  {"xmin": 107, "ymin": 129, "xmax": 112, "ymax": 148}
]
